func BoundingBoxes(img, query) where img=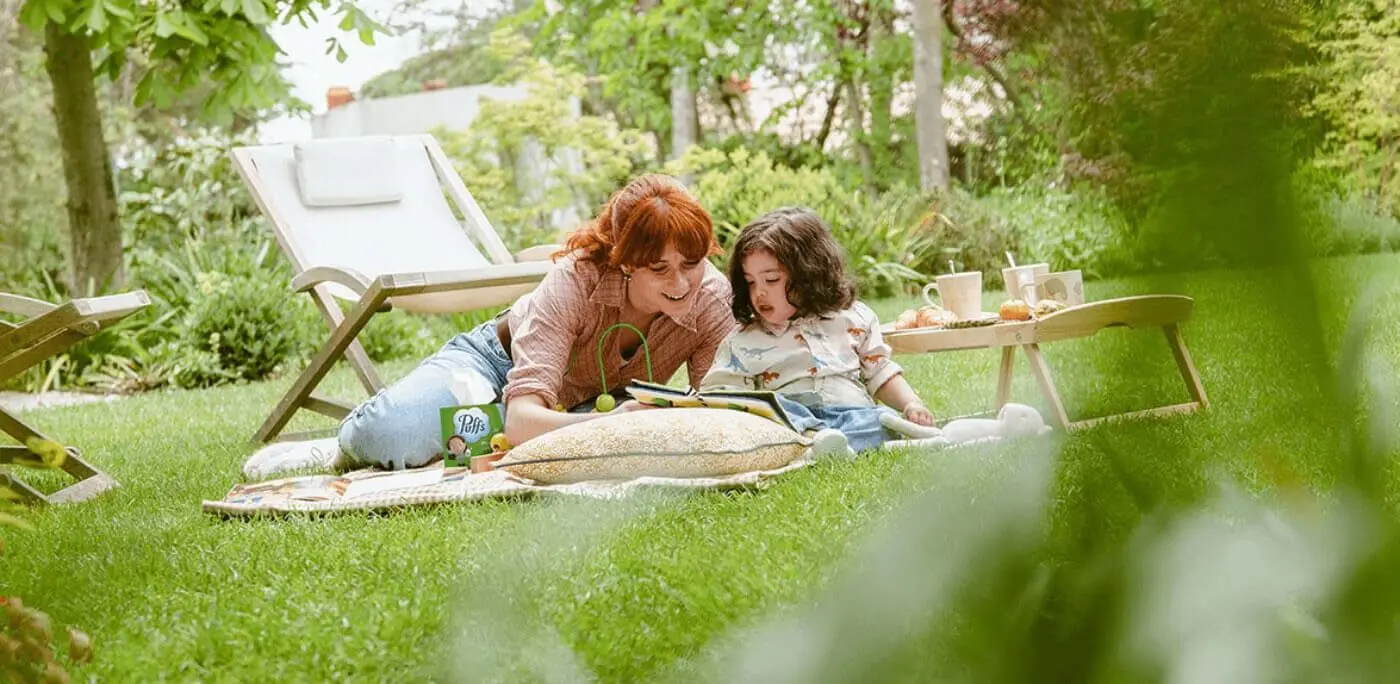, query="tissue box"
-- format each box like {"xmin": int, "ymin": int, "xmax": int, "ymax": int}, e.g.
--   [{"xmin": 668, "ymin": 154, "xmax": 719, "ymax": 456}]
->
[{"xmin": 440, "ymin": 403, "xmax": 504, "ymax": 467}]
